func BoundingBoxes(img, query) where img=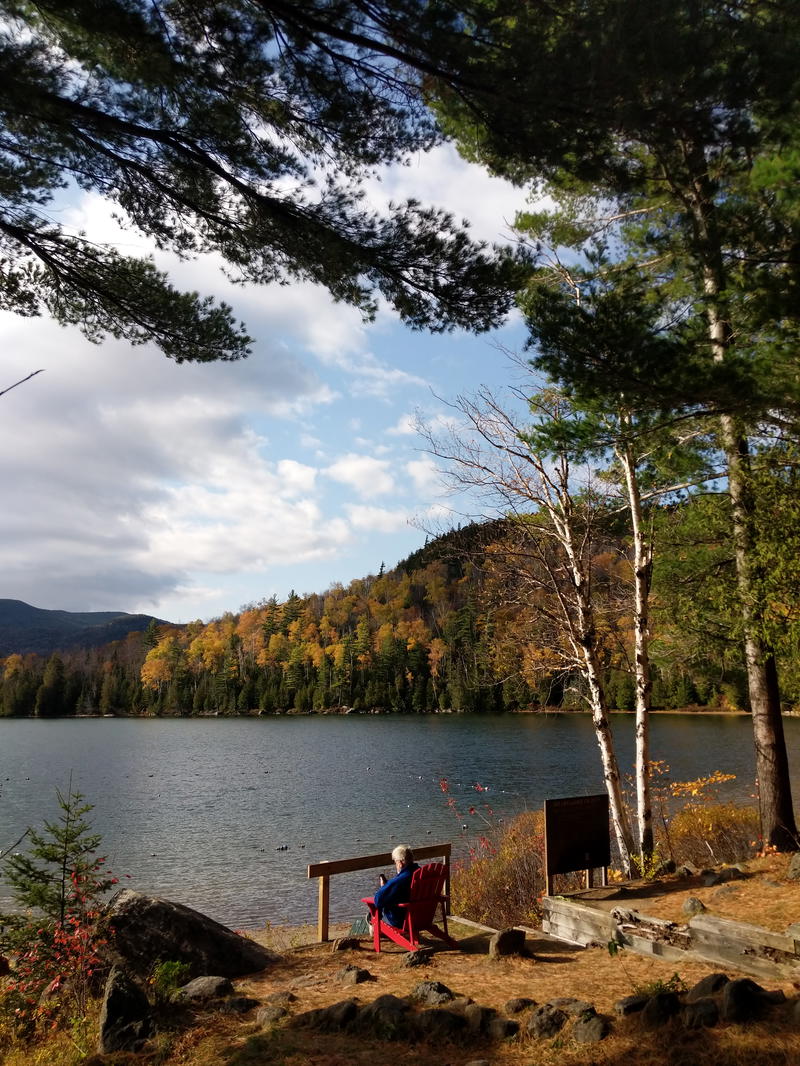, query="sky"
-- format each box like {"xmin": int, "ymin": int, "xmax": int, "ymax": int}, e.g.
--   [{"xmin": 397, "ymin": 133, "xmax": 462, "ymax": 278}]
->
[{"xmin": 0, "ymin": 144, "xmax": 532, "ymax": 624}]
